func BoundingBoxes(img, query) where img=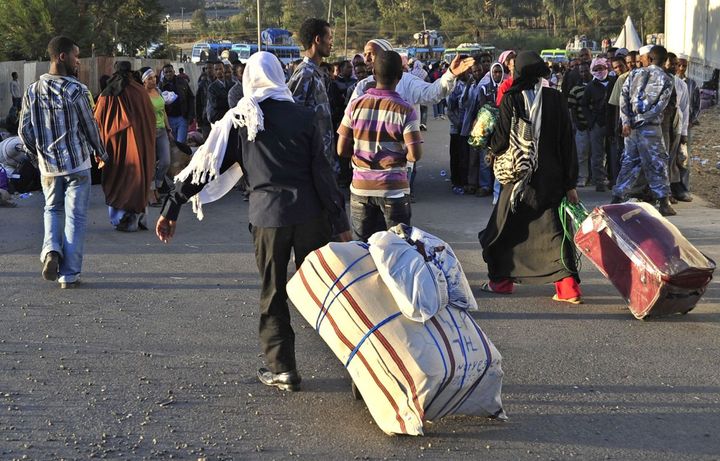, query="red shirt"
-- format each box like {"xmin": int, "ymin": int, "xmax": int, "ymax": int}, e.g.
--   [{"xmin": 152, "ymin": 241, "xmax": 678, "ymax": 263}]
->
[{"xmin": 496, "ymin": 77, "xmax": 513, "ymax": 106}]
